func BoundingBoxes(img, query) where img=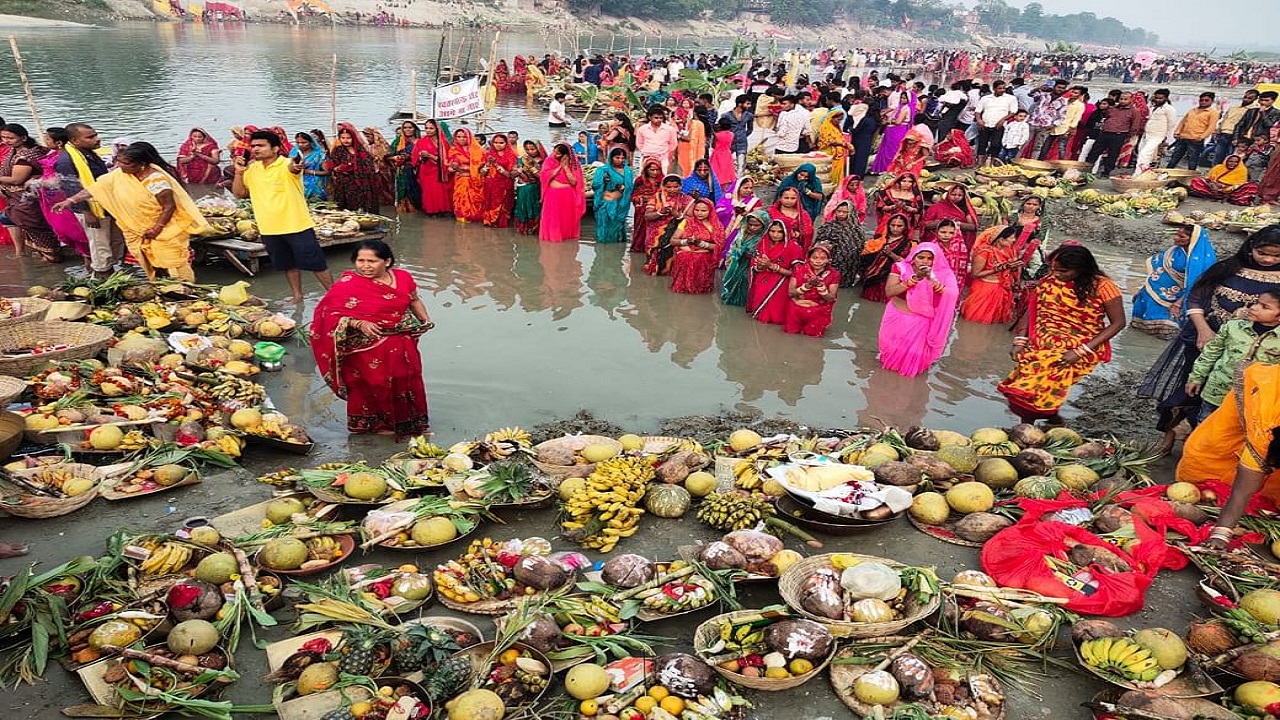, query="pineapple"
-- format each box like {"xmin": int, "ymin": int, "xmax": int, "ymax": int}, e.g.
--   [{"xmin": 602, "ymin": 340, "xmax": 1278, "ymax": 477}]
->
[
  {"xmin": 422, "ymin": 655, "xmax": 474, "ymax": 701},
  {"xmin": 392, "ymin": 624, "xmax": 462, "ymax": 674},
  {"xmin": 337, "ymin": 626, "xmax": 387, "ymax": 676},
  {"xmin": 477, "ymin": 462, "xmax": 538, "ymax": 504}
]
